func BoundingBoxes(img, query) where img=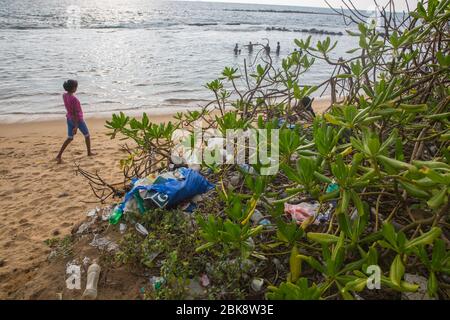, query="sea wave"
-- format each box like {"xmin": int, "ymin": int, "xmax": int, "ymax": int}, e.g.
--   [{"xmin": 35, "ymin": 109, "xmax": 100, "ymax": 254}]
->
[
  {"xmin": 223, "ymin": 9, "xmax": 338, "ymax": 16},
  {"xmin": 163, "ymin": 98, "xmax": 210, "ymax": 105},
  {"xmin": 0, "ymin": 21, "xmax": 269, "ymax": 31}
]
